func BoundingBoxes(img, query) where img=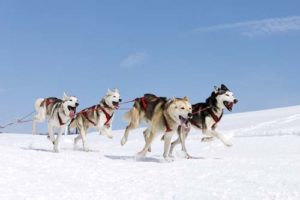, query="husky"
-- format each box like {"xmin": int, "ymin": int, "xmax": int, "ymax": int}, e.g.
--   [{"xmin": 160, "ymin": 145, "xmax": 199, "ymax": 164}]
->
[
  {"xmin": 32, "ymin": 92, "xmax": 79, "ymax": 152},
  {"xmin": 69, "ymin": 89, "xmax": 121, "ymax": 151},
  {"xmin": 121, "ymin": 94, "xmax": 192, "ymax": 161},
  {"xmin": 169, "ymin": 84, "xmax": 238, "ymax": 158}
]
